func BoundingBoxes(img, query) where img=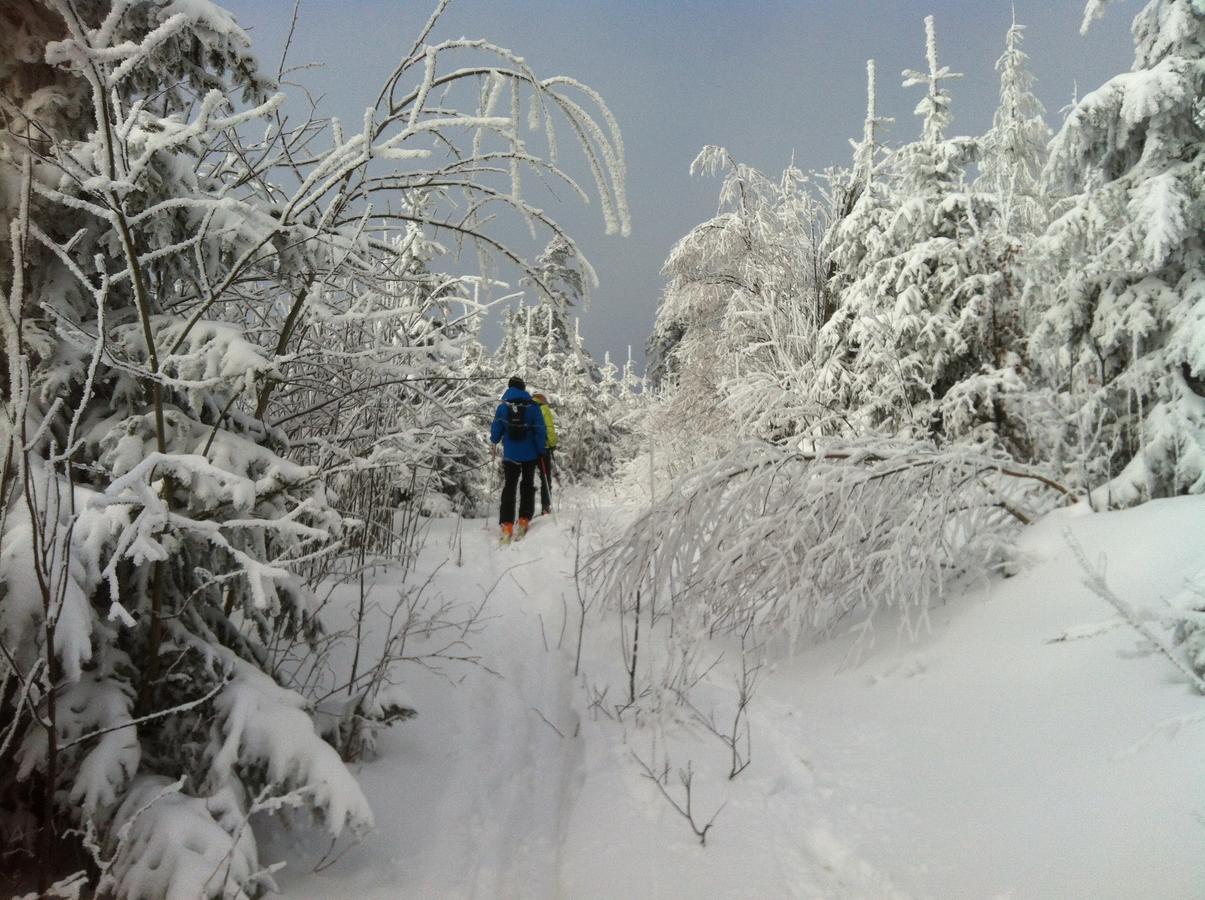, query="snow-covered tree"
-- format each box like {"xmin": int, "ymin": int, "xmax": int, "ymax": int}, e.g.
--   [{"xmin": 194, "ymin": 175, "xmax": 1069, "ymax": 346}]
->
[
  {"xmin": 823, "ymin": 17, "xmax": 1038, "ymax": 456},
  {"xmin": 810, "ymin": 61, "xmax": 896, "ymax": 438},
  {"xmin": 978, "ymin": 14, "xmax": 1052, "ymax": 237},
  {"xmin": 269, "ymin": 231, "xmax": 496, "ymax": 541},
  {"xmin": 1033, "ymin": 0, "xmax": 1205, "ymax": 504},
  {"xmin": 648, "ymin": 147, "xmax": 762, "ymax": 434},
  {"xmin": 493, "ymin": 238, "xmax": 631, "ymax": 482},
  {"xmin": 496, "ymin": 297, "xmax": 619, "ymax": 481},
  {"xmin": 511, "ymin": 240, "xmax": 597, "ymax": 385},
  {"xmin": 1, "ymin": 5, "xmax": 358, "ymax": 894},
  {"xmin": 951, "ymin": 15, "xmax": 1056, "ymax": 461},
  {"xmin": 719, "ymin": 163, "xmax": 835, "ymax": 442},
  {"xmin": 597, "ymin": 440, "xmax": 1069, "ymax": 650},
  {"xmin": 523, "ymin": 236, "xmax": 591, "ymax": 354},
  {"xmin": 556, "ymin": 320, "xmax": 625, "ymax": 480},
  {"xmin": 651, "ymin": 147, "xmax": 832, "ymax": 449}
]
